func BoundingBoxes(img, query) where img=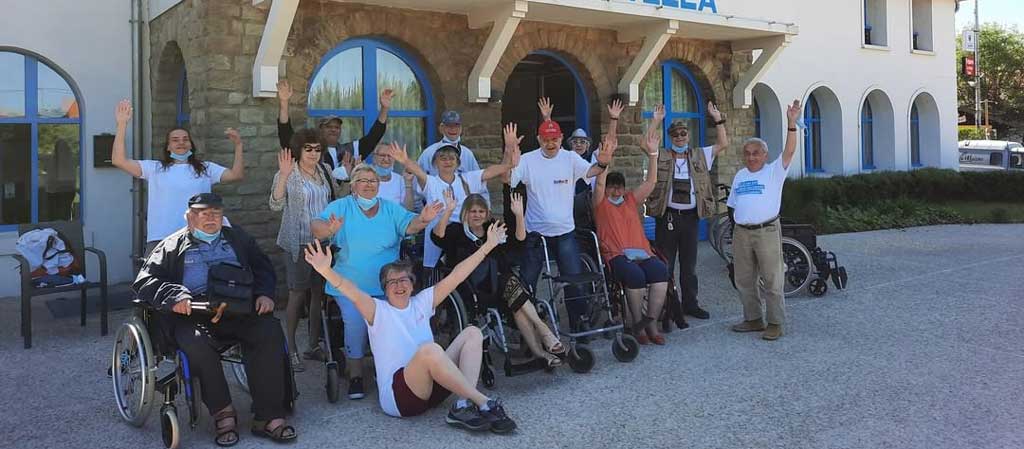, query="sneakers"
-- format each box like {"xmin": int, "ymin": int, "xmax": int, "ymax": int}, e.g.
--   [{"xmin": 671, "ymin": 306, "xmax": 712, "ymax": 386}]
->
[
  {"xmin": 685, "ymin": 306, "xmax": 710, "ymax": 320},
  {"xmin": 479, "ymin": 399, "xmax": 517, "ymax": 434},
  {"xmin": 348, "ymin": 377, "xmax": 365, "ymax": 400},
  {"xmin": 762, "ymin": 324, "xmax": 784, "ymax": 341},
  {"xmin": 445, "ymin": 403, "xmax": 489, "ymax": 431},
  {"xmin": 731, "ymin": 319, "xmax": 766, "ymax": 333}
]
